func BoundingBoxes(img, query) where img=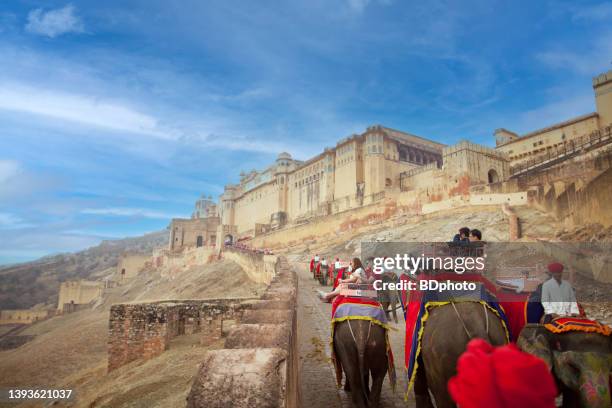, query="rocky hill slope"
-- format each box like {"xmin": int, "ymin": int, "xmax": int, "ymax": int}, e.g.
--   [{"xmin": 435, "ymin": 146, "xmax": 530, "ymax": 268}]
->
[{"xmin": 0, "ymin": 230, "xmax": 169, "ymax": 309}]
